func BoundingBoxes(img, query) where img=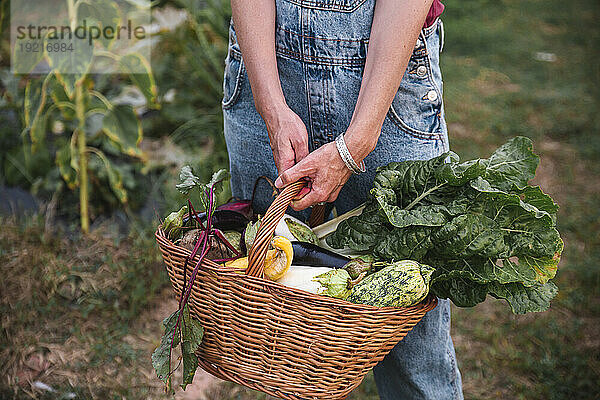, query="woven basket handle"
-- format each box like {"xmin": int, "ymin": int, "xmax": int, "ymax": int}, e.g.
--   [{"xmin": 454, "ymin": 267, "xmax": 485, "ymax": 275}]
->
[{"xmin": 246, "ymin": 180, "xmax": 306, "ymax": 278}]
